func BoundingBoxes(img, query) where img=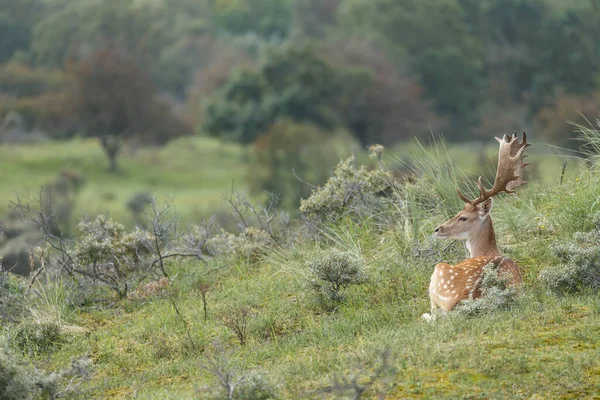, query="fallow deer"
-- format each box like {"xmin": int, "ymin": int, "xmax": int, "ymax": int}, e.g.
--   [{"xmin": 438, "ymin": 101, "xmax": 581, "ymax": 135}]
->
[{"xmin": 422, "ymin": 132, "xmax": 529, "ymax": 321}]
